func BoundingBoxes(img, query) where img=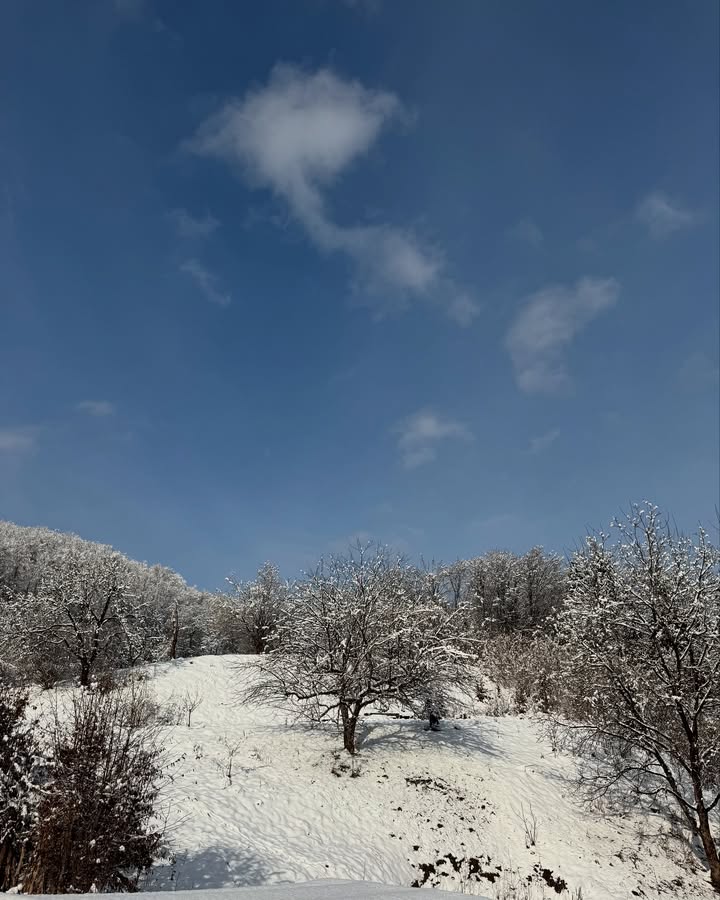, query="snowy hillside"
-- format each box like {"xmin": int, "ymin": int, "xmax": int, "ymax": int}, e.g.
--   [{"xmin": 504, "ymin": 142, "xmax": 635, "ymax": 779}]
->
[{"xmin": 130, "ymin": 656, "xmax": 715, "ymax": 899}]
